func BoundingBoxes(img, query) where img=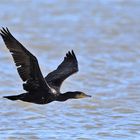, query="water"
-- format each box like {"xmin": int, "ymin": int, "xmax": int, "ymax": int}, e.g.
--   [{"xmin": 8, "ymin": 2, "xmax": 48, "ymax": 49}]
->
[{"xmin": 0, "ymin": 0, "xmax": 140, "ymax": 139}]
